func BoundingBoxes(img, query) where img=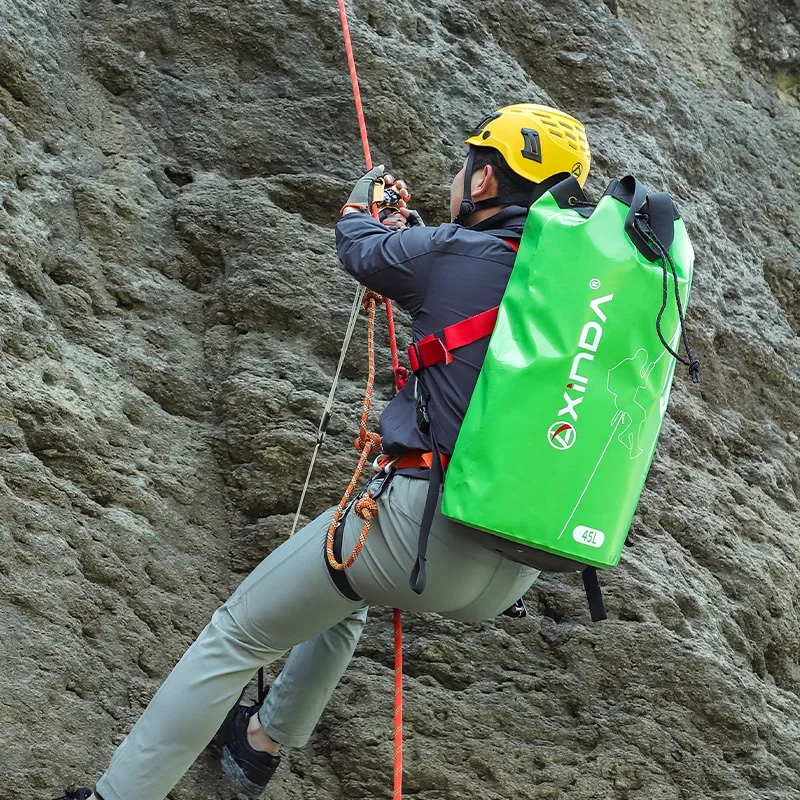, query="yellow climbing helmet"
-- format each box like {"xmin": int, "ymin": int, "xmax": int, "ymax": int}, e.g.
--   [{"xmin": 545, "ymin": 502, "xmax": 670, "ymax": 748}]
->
[
  {"xmin": 465, "ymin": 103, "xmax": 591, "ymax": 186},
  {"xmin": 453, "ymin": 103, "xmax": 591, "ymax": 225}
]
